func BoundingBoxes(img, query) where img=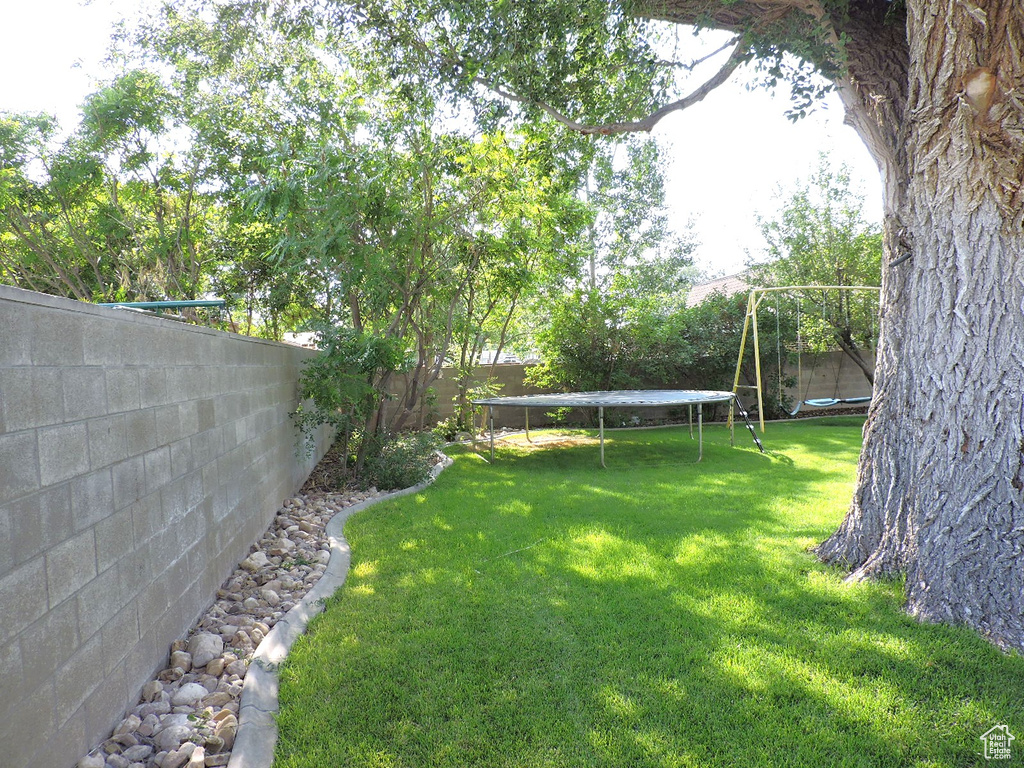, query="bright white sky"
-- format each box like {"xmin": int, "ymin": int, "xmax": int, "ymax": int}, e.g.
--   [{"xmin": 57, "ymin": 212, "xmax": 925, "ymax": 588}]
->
[{"xmin": 0, "ymin": 0, "xmax": 883, "ymax": 277}]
